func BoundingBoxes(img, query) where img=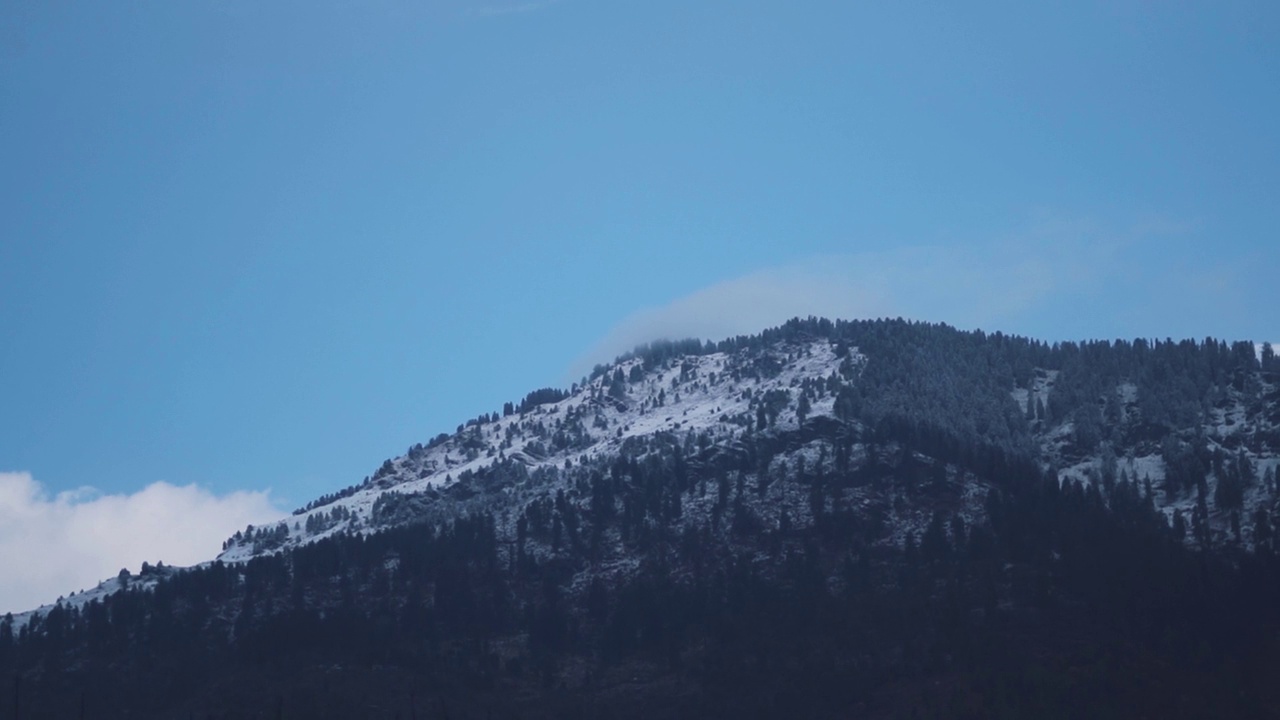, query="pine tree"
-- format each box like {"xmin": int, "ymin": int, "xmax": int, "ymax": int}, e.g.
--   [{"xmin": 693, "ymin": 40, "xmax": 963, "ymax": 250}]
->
[
  {"xmin": 922, "ymin": 511, "xmax": 950, "ymax": 563},
  {"xmin": 1252, "ymin": 507, "xmax": 1272, "ymax": 553}
]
